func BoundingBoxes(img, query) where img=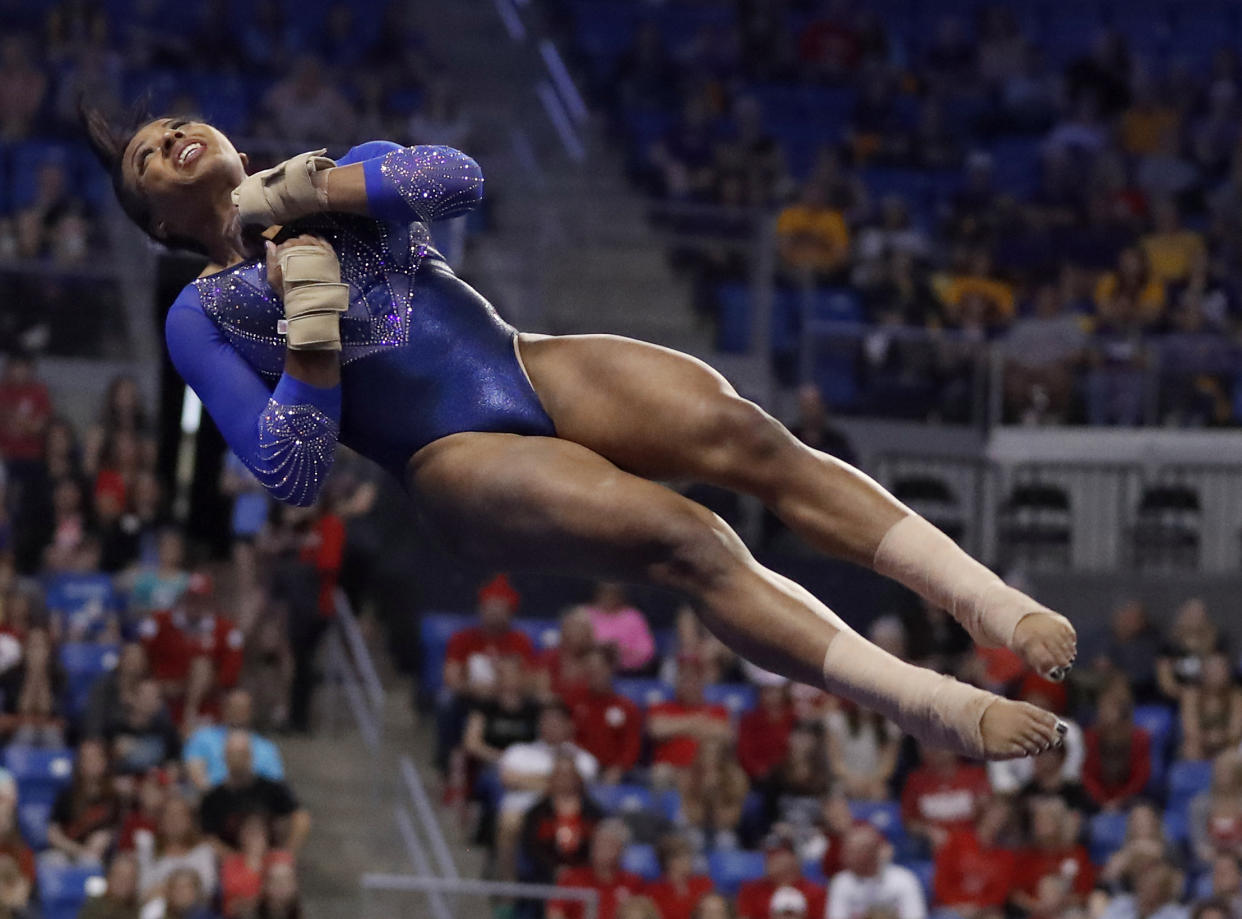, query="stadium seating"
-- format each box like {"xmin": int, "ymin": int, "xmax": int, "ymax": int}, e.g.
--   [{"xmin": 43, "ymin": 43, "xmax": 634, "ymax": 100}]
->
[
  {"xmin": 621, "ymin": 843, "xmax": 661, "ymax": 881},
  {"xmin": 37, "ymin": 863, "xmax": 103, "ymax": 919},
  {"xmin": 707, "ymin": 849, "xmax": 766, "ymax": 895}
]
